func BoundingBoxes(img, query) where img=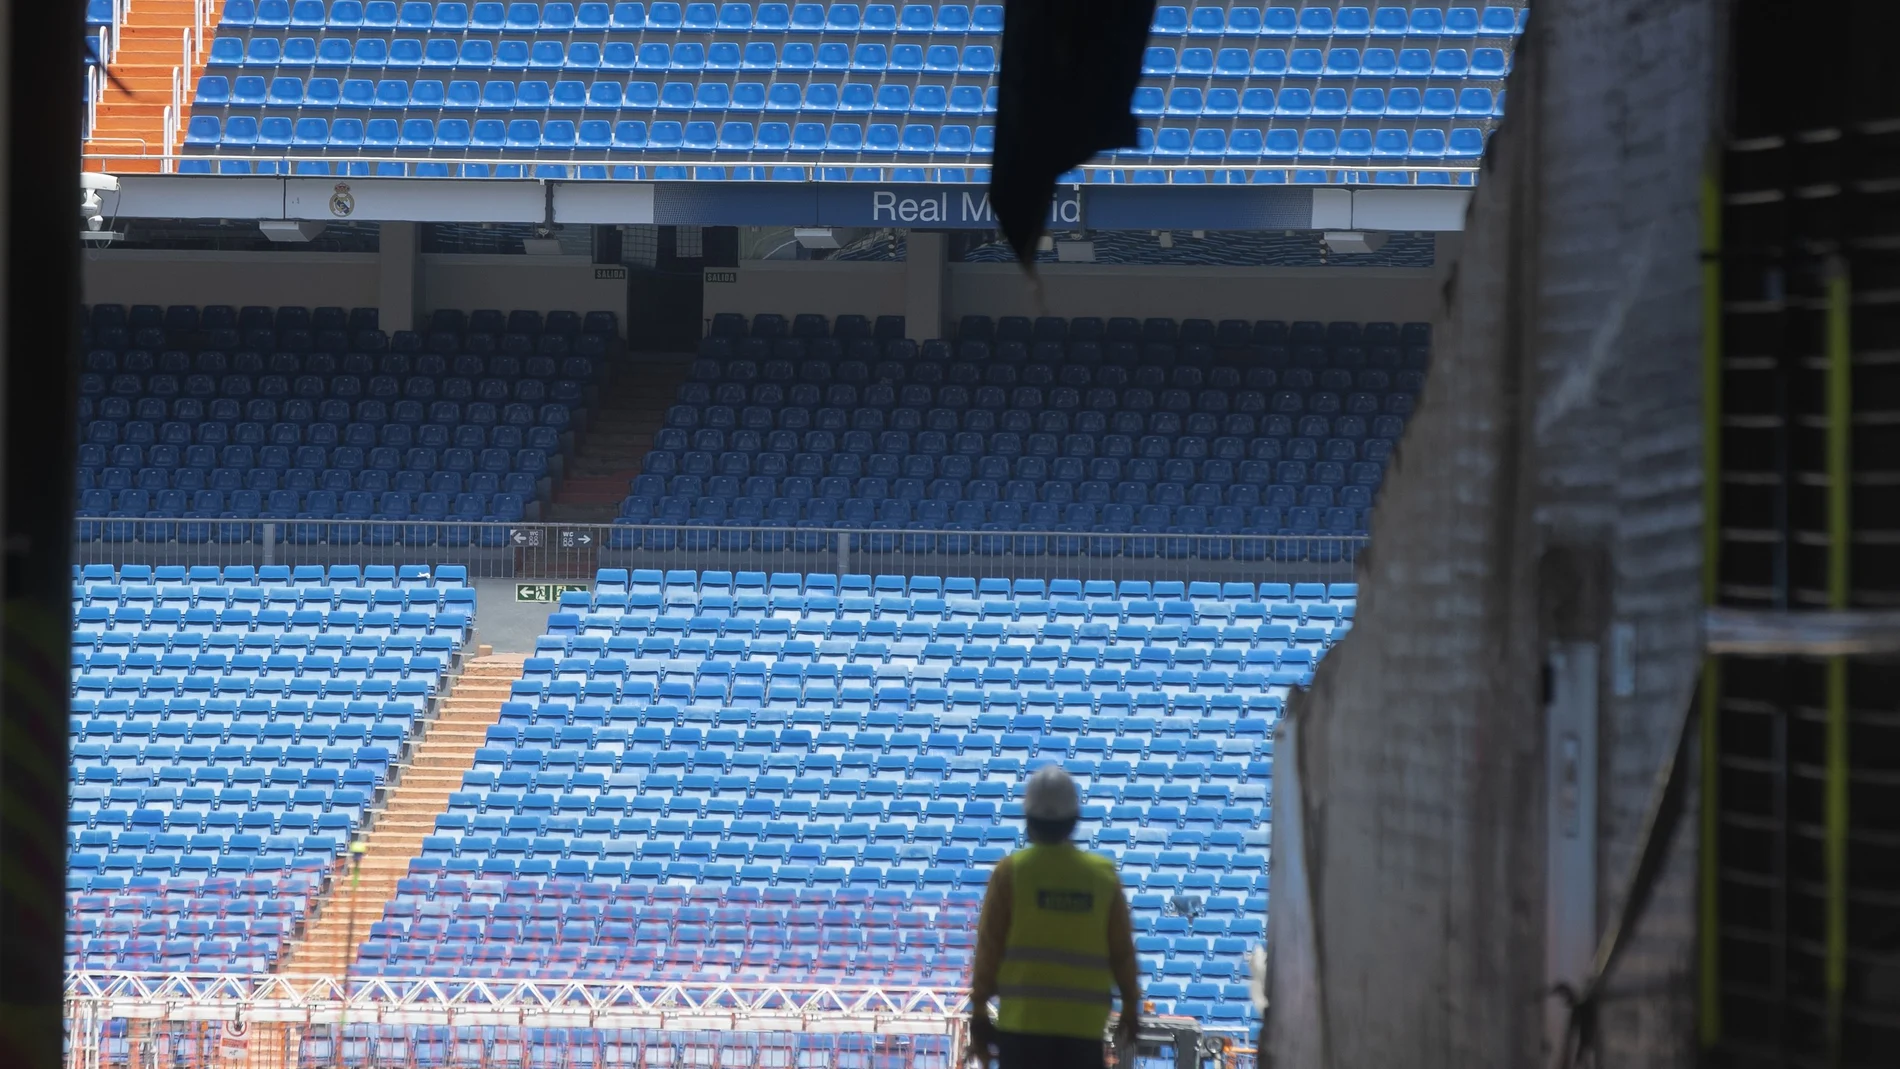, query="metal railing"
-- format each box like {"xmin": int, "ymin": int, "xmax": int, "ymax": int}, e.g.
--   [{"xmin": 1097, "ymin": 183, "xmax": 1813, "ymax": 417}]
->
[
  {"xmin": 82, "ymin": 144, "xmax": 1484, "ymax": 183},
  {"xmin": 65, "ymin": 972, "xmax": 965, "ymax": 1069},
  {"xmin": 64, "ymin": 972, "xmax": 1235, "ymax": 1068},
  {"xmin": 73, "ymin": 520, "xmax": 1365, "ymax": 586}
]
